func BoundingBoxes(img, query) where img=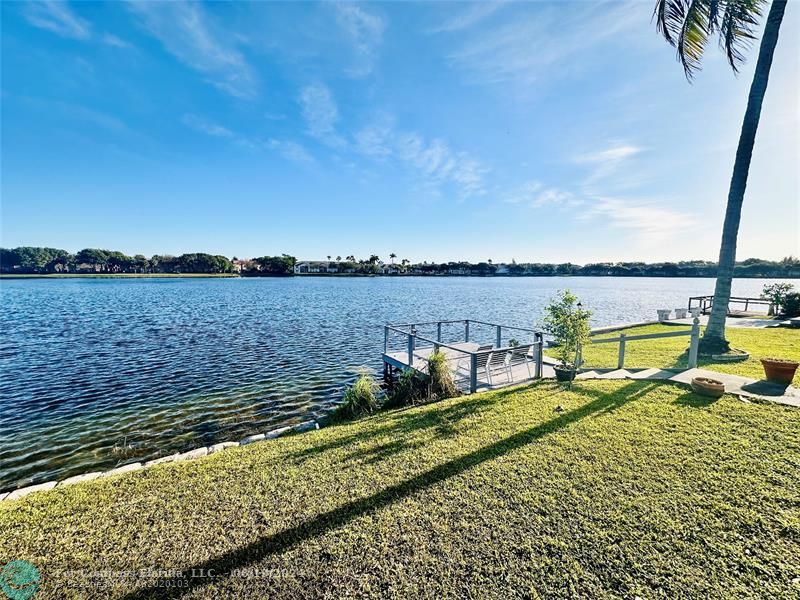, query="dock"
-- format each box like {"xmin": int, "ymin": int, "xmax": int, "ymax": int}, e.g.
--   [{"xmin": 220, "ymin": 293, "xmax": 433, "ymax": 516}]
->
[
  {"xmin": 383, "ymin": 319, "xmax": 551, "ymax": 393},
  {"xmin": 688, "ymin": 295, "xmax": 773, "ymax": 317}
]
